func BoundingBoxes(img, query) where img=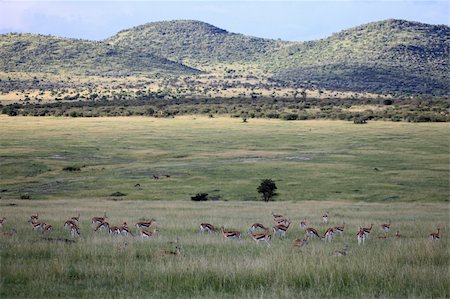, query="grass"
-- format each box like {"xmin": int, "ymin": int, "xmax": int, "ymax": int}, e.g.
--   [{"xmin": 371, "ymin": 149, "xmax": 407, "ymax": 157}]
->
[
  {"xmin": 0, "ymin": 199, "xmax": 448, "ymax": 298},
  {"xmin": 0, "ymin": 116, "xmax": 448, "ymax": 202},
  {"xmin": 0, "ymin": 116, "xmax": 448, "ymax": 297}
]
